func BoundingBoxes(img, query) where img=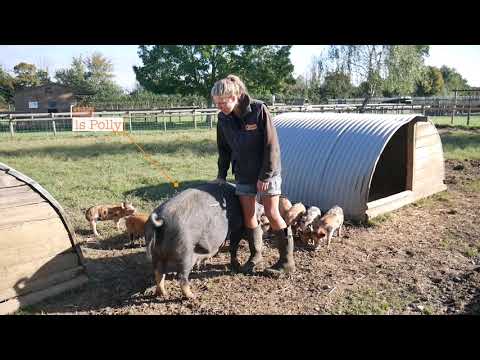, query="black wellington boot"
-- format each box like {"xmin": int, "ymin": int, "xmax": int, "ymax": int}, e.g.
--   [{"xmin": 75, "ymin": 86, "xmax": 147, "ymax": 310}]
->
[
  {"xmin": 264, "ymin": 227, "xmax": 296, "ymax": 277},
  {"xmin": 241, "ymin": 225, "xmax": 264, "ymax": 274}
]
